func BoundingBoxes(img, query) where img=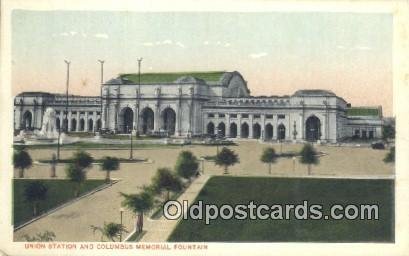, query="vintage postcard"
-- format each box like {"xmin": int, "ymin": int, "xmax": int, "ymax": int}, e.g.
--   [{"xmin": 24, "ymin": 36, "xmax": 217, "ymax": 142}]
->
[{"xmin": 1, "ymin": 0, "xmax": 408, "ymax": 255}]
